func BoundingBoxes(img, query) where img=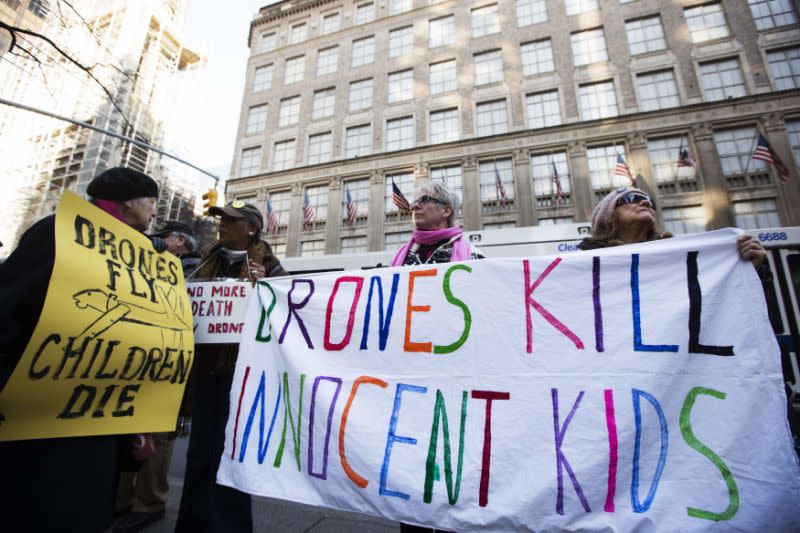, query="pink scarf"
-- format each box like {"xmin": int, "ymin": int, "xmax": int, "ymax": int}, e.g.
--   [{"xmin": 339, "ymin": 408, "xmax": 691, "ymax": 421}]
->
[
  {"xmin": 391, "ymin": 226, "xmax": 472, "ymax": 266},
  {"xmin": 93, "ymin": 199, "xmax": 126, "ymax": 223}
]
